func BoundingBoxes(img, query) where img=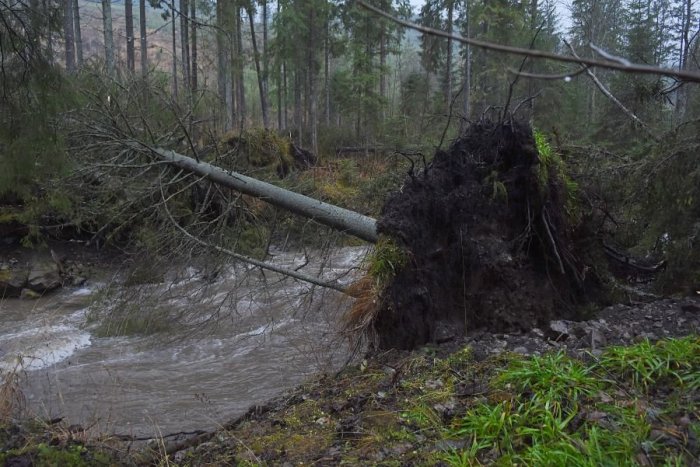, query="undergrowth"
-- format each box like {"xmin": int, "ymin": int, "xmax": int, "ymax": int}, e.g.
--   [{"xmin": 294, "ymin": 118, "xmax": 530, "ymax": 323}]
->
[{"xmin": 444, "ymin": 336, "xmax": 700, "ymax": 466}]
